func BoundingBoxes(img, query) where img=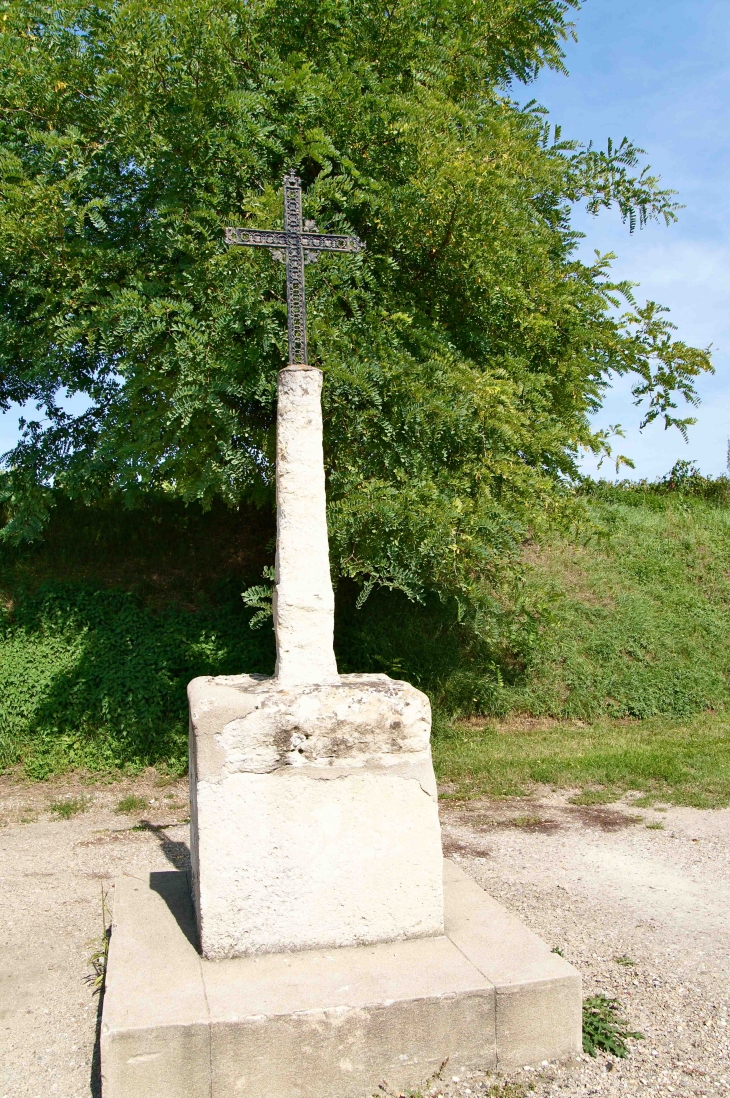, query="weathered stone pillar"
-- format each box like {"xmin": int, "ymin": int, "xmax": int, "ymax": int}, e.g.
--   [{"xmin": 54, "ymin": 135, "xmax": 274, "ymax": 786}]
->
[{"xmin": 273, "ymin": 367, "xmax": 339, "ymax": 686}]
